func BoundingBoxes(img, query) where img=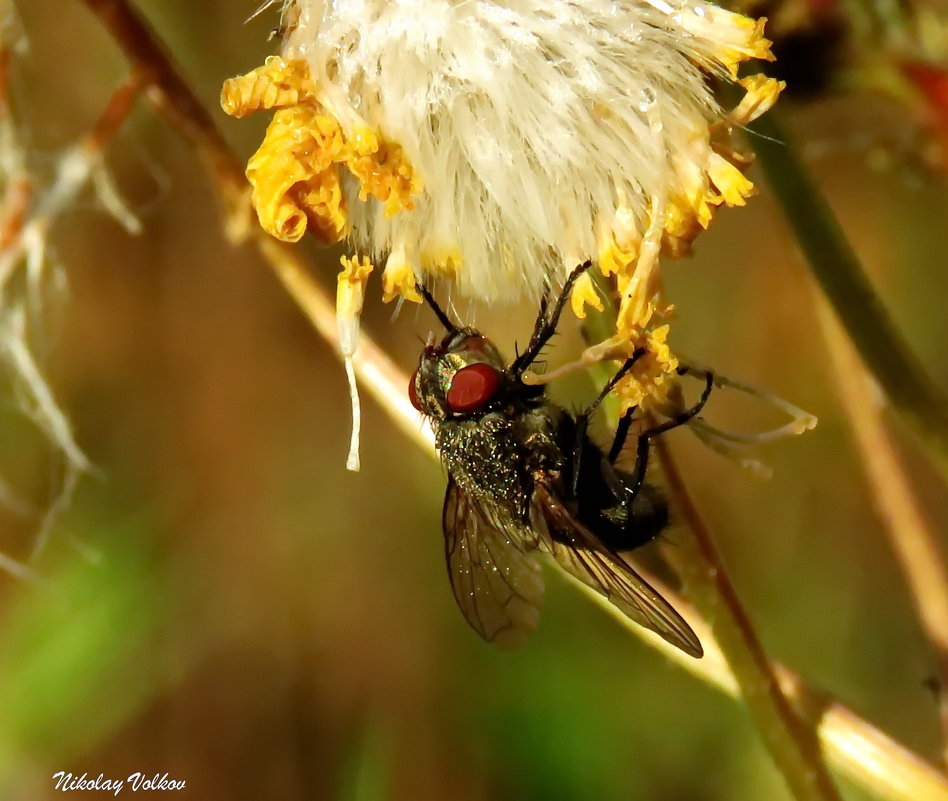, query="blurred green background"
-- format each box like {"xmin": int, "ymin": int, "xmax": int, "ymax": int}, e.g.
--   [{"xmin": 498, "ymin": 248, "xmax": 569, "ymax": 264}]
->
[{"xmin": 1, "ymin": 0, "xmax": 947, "ymax": 799}]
